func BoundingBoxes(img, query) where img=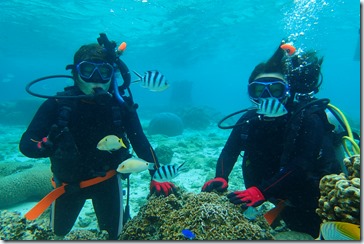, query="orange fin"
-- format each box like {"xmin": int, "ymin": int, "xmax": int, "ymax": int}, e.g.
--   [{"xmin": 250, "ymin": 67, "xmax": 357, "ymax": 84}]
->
[{"xmin": 263, "ymin": 200, "xmax": 286, "ymax": 225}]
